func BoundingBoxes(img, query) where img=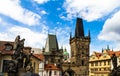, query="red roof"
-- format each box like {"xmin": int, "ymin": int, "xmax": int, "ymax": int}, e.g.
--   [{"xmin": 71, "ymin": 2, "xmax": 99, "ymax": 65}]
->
[
  {"xmin": 0, "ymin": 50, "xmax": 13, "ymax": 55},
  {"xmin": 0, "ymin": 40, "xmax": 31, "ymax": 55},
  {"xmin": 93, "ymin": 50, "xmax": 120, "ymax": 58},
  {"xmin": 0, "ymin": 41, "xmax": 14, "ymax": 55},
  {"xmin": 33, "ymin": 54, "xmax": 44, "ymax": 61},
  {"xmin": 95, "ymin": 52, "xmax": 102, "ymax": 58},
  {"xmin": 107, "ymin": 50, "xmax": 120, "ymax": 57},
  {"xmin": 45, "ymin": 64, "xmax": 60, "ymax": 70}
]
